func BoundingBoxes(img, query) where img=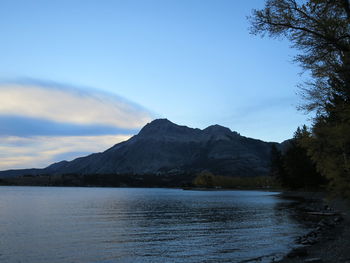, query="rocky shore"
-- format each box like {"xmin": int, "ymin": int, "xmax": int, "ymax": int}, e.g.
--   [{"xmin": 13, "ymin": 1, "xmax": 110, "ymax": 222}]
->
[{"xmin": 276, "ymin": 192, "xmax": 350, "ymax": 263}]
